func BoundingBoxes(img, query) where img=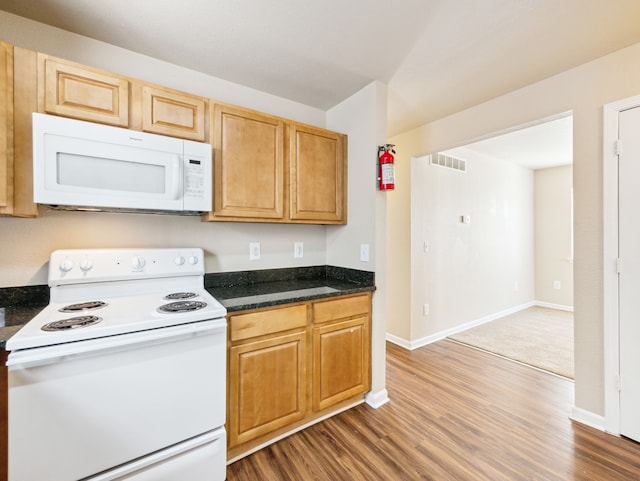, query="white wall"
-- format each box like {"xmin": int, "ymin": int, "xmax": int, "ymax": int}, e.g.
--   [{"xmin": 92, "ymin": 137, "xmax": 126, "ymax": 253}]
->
[
  {"xmin": 388, "ymin": 40, "xmax": 640, "ymax": 419},
  {"xmin": 408, "ymin": 148, "xmax": 534, "ymax": 343},
  {"xmin": 327, "ymin": 81, "xmax": 389, "ymax": 406},
  {"xmin": 535, "ymin": 165, "xmax": 574, "ymax": 308}
]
